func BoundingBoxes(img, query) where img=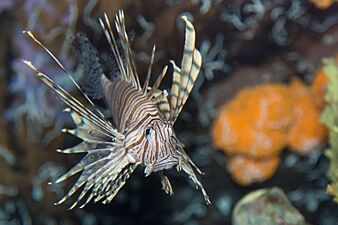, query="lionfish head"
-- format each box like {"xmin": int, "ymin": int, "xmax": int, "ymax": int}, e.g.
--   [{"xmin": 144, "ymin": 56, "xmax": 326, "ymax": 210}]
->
[
  {"xmin": 141, "ymin": 118, "xmax": 210, "ymax": 204},
  {"xmin": 150, "ymin": 122, "xmax": 183, "ymax": 172},
  {"xmin": 133, "ymin": 116, "xmax": 177, "ymax": 172}
]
